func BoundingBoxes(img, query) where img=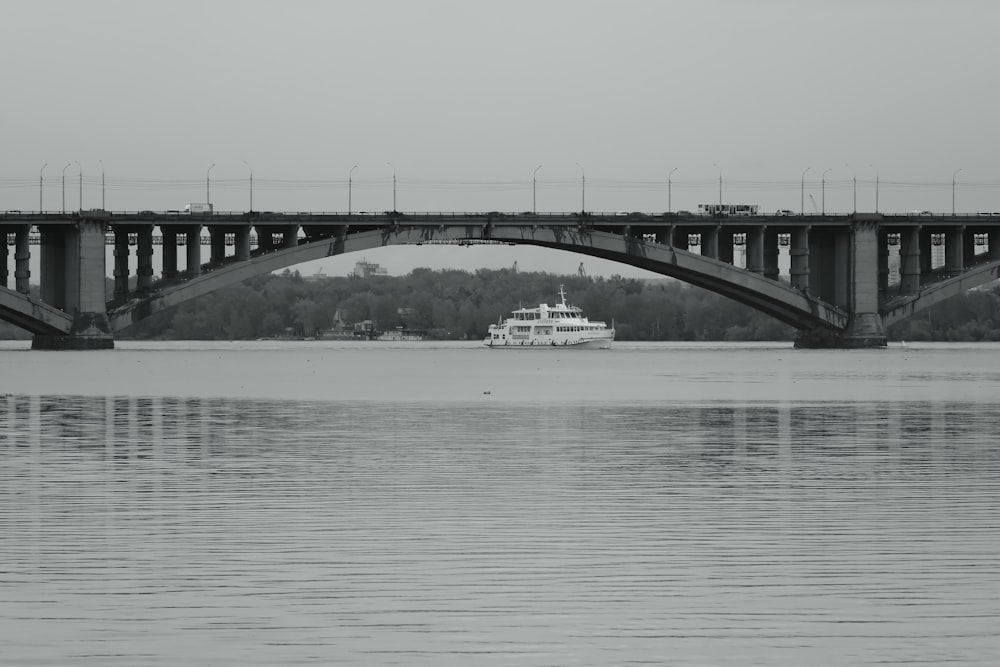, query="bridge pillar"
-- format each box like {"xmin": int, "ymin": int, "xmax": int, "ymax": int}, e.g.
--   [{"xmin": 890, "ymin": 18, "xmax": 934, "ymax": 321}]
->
[
  {"xmin": 15, "ymin": 226, "xmax": 31, "ymax": 294},
  {"xmin": 162, "ymin": 228, "xmax": 178, "ymax": 279},
  {"xmin": 701, "ymin": 226, "xmax": 718, "ymax": 260},
  {"xmin": 186, "ymin": 226, "xmax": 202, "ymax": 277},
  {"xmin": 747, "ymin": 226, "xmax": 765, "ymax": 274},
  {"xmin": 209, "ymin": 228, "xmax": 226, "ymax": 264},
  {"xmin": 878, "ymin": 230, "xmax": 891, "ymax": 302},
  {"xmin": 764, "ymin": 229, "xmax": 779, "ymax": 280},
  {"xmin": 899, "ymin": 226, "xmax": 921, "ymax": 293},
  {"xmin": 991, "ymin": 231, "xmax": 1000, "ymax": 262},
  {"xmin": 0, "ymin": 229, "xmax": 7, "ymax": 288},
  {"xmin": 39, "ymin": 227, "xmax": 67, "ymax": 308},
  {"xmin": 136, "ymin": 226, "xmax": 154, "ymax": 295},
  {"xmin": 235, "ymin": 226, "xmax": 251, "ymax": 261},
  {"xmin": 31, "ymin": 219, "xmax": 113, "ymax": 350},
  {"xmin": 919, "ymin": 230, "xmax": 933, "ymax": 275},
  {"xmin": 113, "ymin": 229, "xmax": 130, "ymax": 302},
  {"xmin": 945, "ymin": 227, "xmax": 965, "ymax": 273},
  {"xmin": 796, "ymin": 216, "xmax": 886, "ymax": 348},
  {"xmin": 717, "ymin": 227, "xmax": 734, "ymax": 265},
  {"xmin": 789, "ymin": 227, "xmax": 809, "ymax": 291}
]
